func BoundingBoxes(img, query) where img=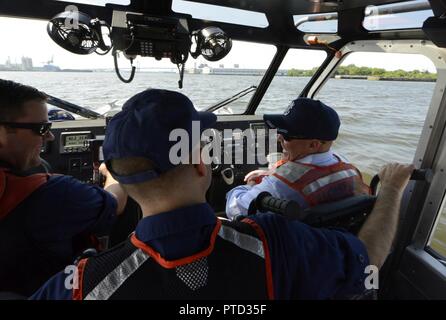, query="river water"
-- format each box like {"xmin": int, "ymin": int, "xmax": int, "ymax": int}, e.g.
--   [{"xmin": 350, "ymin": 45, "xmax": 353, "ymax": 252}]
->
[
  {"xmin": 1, "ymin": 71, "xmax": 434, "ymax": 175},
  {"xmin": 2, "ymin": 71, "xmax": 445, "ymax": 256}
]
